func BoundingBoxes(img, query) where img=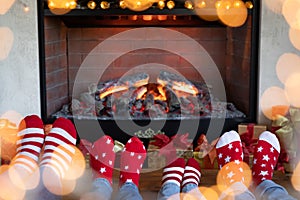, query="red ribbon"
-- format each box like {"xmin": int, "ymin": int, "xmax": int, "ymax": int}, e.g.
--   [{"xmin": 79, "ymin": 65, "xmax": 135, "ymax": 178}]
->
[
  {"xmin": 194, "ymin": 134, "xmax": 219, "ymax": 164},
  {"xmin": 240, "ymin": 124, "xmax": 258, "ymax": 163}
]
